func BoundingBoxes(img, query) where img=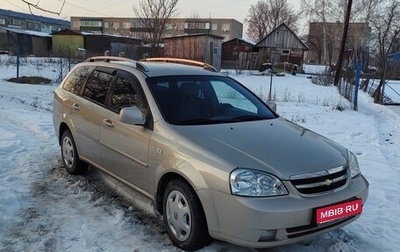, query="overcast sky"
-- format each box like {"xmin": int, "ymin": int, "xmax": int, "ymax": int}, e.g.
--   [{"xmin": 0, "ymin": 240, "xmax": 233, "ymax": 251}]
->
[{"xmin": 1, "ymin": 0, "xmax": 302, "ymax": 23}]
